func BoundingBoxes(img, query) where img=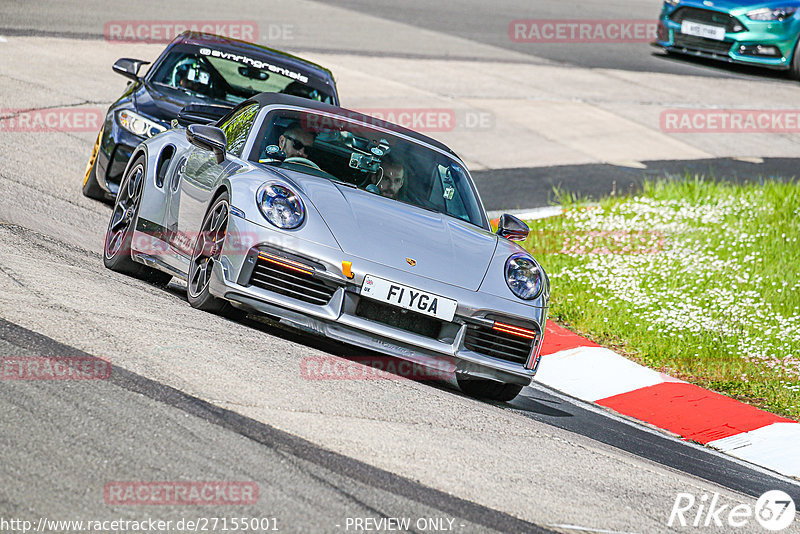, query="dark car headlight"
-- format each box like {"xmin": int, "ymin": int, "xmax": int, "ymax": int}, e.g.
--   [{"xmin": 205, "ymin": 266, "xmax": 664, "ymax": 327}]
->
[
  {"xmin": 746, "ymin": 7, "xmax": 798, "ymax": 21},
  {"xmin": 505, "ymin": 253, "xmax": 543, "ymax": 300},
  {"xmin": 256, "ymin": 182, "xmax": 305, "ymax": 229},
  {"xmin": 117, "ymin": 110, "xmax": 166, "ymax": 138}
]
